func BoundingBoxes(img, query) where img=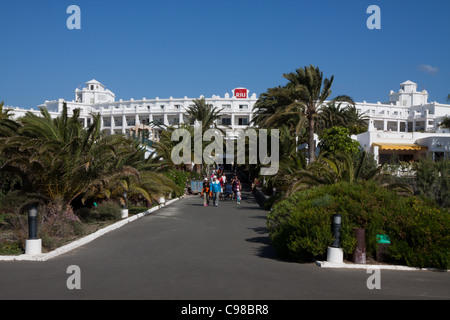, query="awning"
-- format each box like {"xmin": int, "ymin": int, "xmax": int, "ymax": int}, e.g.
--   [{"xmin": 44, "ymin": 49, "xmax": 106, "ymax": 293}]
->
[{"xmin": 373, "ymin": 143, "xmax": 428, "ymax": 151}]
